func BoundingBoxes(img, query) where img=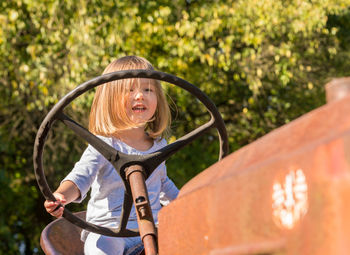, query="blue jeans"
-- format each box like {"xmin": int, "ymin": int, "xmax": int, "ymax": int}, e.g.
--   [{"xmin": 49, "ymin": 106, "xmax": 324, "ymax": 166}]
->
[{"xmin": 84, "ymin": 232, "xmax": 144, "ymax": 255}]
